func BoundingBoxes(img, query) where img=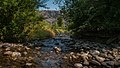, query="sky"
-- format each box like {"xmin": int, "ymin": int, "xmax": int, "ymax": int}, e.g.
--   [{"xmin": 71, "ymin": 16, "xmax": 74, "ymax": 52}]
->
[{"xmin": 40, "ymin": 0, "xmax": 59, "ymax": 10}]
